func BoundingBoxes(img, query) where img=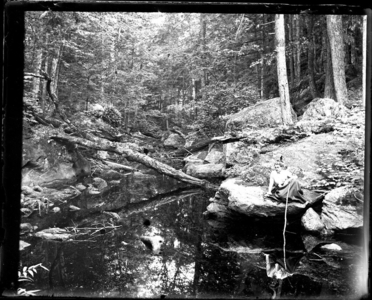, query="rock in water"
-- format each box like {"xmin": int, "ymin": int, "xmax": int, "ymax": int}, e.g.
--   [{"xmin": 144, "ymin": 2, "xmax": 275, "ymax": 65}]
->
[
  {"xmin": 301, "ymin": 208, "xmax": 325, "ymax": 232},
  {"xmin": 321, "ymin": 243, "xmax": 342, "ymax": 251}
]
